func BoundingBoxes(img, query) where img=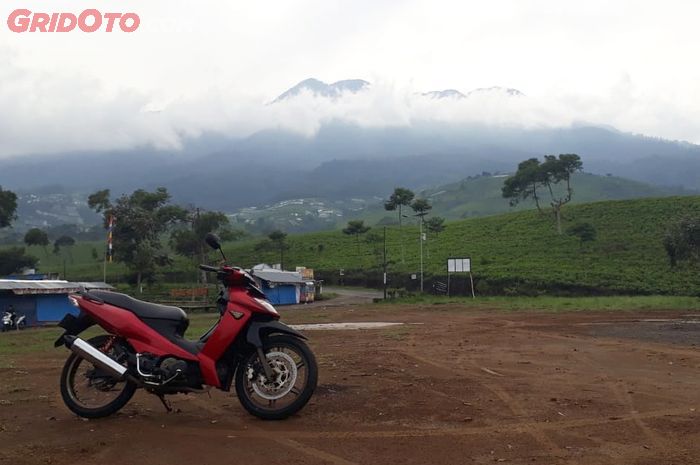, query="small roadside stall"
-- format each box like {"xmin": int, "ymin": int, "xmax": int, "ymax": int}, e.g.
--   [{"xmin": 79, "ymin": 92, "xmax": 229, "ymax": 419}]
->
[{"xmin": 250, "ymin": 267, "xmax": 304, "ymax": 305}]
